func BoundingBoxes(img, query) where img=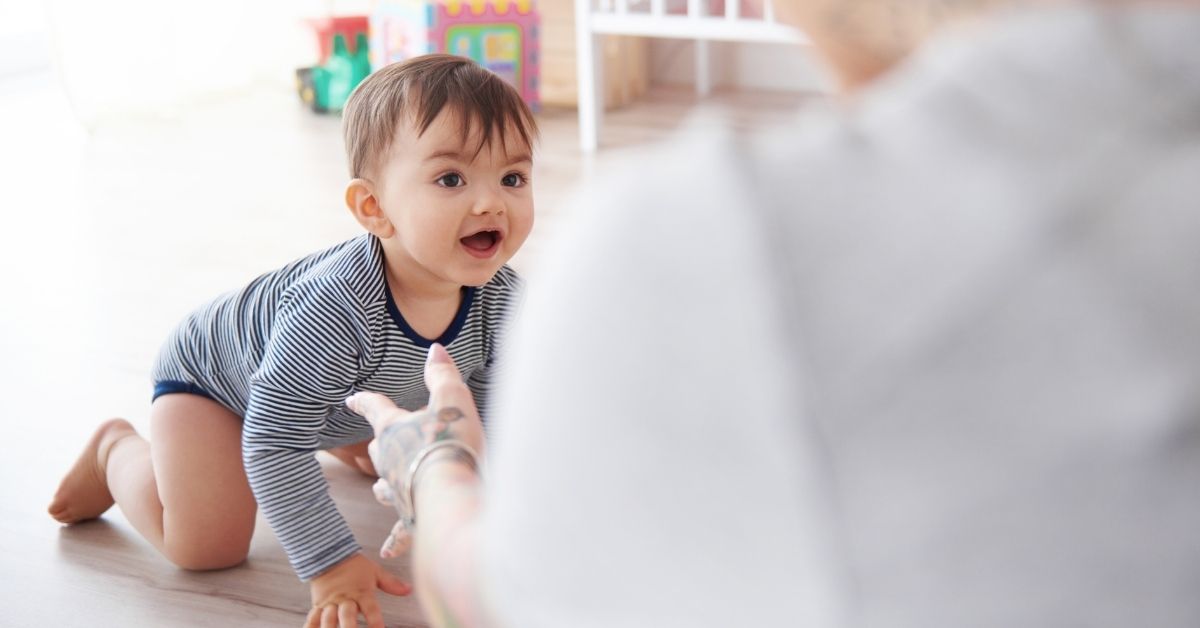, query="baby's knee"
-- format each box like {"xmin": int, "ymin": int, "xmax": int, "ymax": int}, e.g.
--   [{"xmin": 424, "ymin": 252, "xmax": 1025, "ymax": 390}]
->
[{"xmin": 163, "ymin": 537, "xmax": 249, "ymax": 571}]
